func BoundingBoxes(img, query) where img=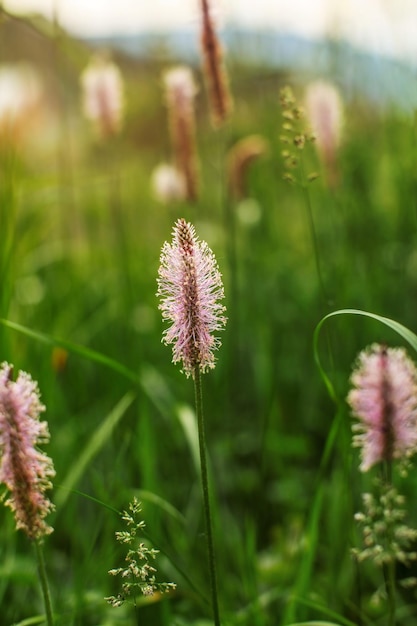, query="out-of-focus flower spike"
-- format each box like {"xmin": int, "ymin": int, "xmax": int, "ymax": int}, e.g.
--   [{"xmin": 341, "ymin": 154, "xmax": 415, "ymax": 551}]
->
[
  {"xmin": 163, "ymin": 66, "xmax": 199, "ymax": 202},
  {"xmin": 0, "ymin": 63, "xmax": 43, "ymax": 145},
  {"xmin": 347, "ymin": 344, "xmax": 417, "ymax": 472},
  {"xmin": 304, "ymin": 80, "xmax": 343, "ymax": 187},
  {"xmin": 199, "ymin": 0, "xmax": 233, "ymax": 127},
  {"xmin": 227, "ymin": 134, "xmax": 268, "ymax": 199},
  {"xmin": 81, "ymin": 53, "xmax": 124, "ymax": 139}
]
